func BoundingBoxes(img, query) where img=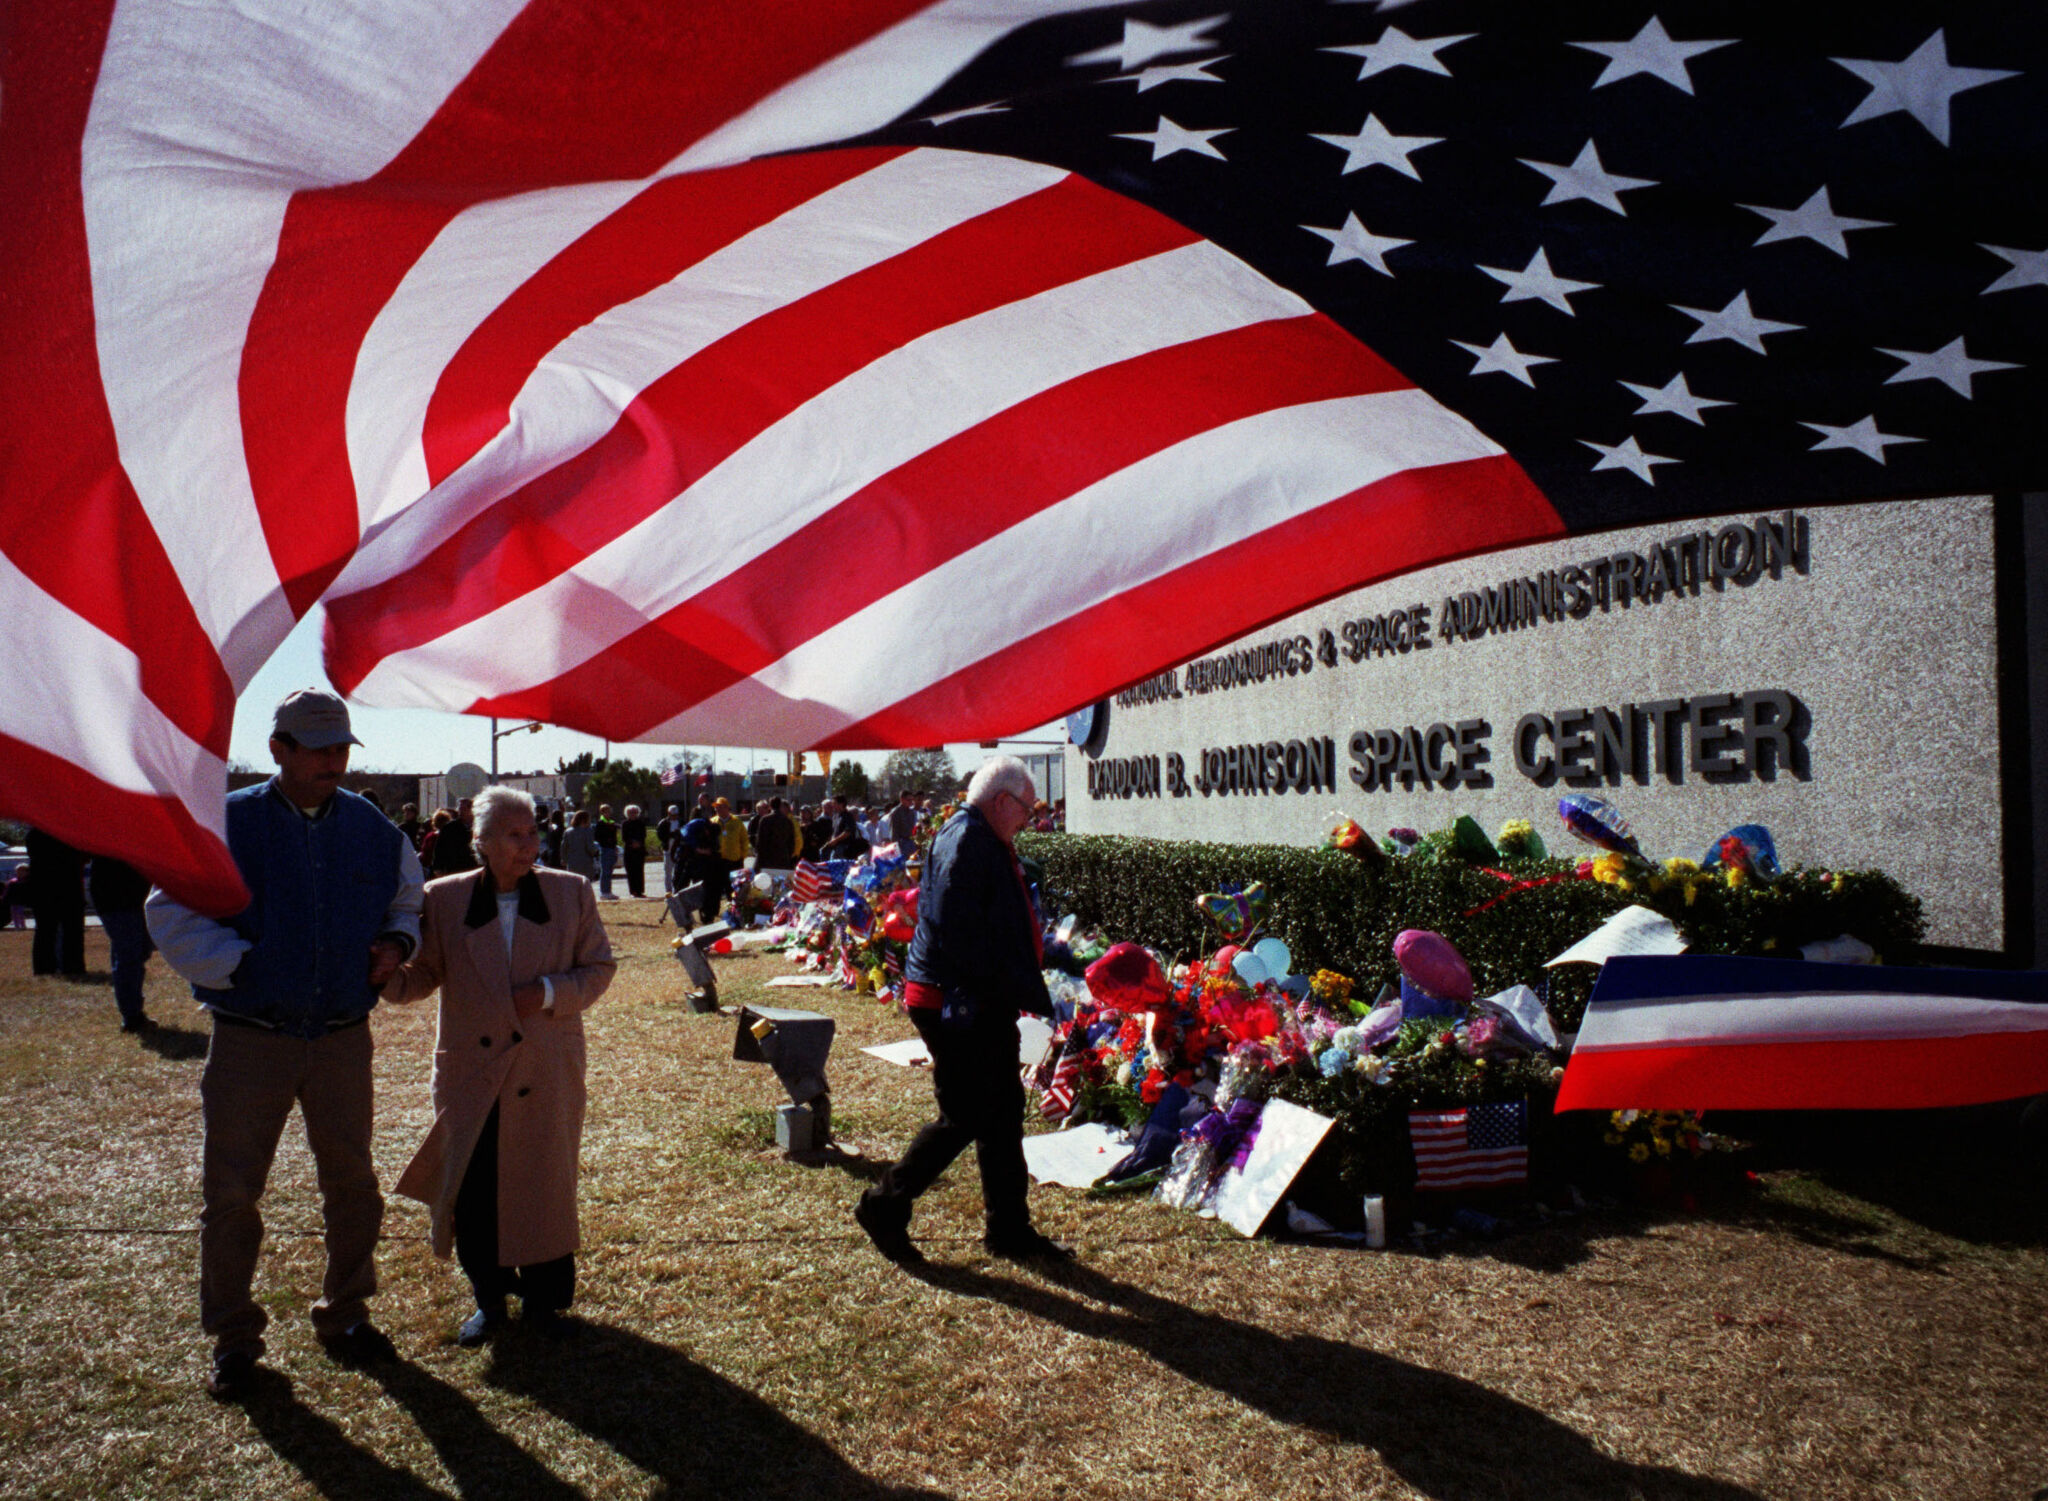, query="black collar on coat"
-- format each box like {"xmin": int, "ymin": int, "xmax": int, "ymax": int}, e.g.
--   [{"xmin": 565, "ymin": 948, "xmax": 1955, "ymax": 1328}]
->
[{"xmin": 463, "ymin": 869, "xmax": 552, "ymax": 928}]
